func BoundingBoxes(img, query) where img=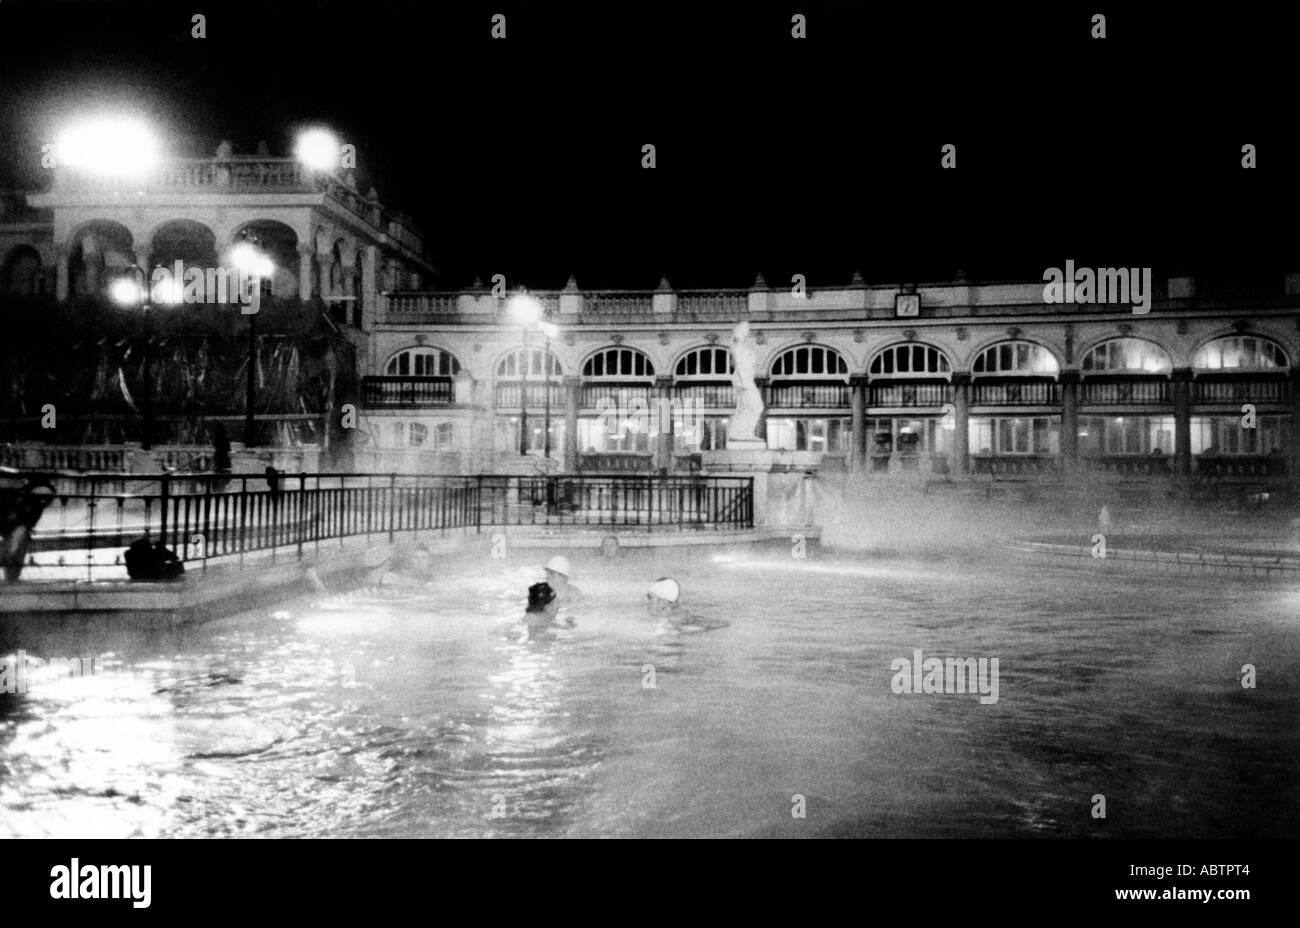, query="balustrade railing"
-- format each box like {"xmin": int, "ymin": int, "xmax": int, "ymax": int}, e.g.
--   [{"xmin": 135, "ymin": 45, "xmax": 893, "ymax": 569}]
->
[
  {"xmin": 581, "ymin": 383, "xmax": 654, "ymax": 408},
  {"xmin": 867, "ymin": 382, "xmax": 952, "ymax": 407},
  {"xmin": 675, "ymin": 291, "xmax": 749, "ymax": 317},
  {"xmin": 581, "ymin": 292, "xmax": 654, "ymax": 316},
  {"xmin": 673, "ymin": 384, "xmax": 735, "ymax": 408},
  {"xmin": 767, "ymin": 383, "xmax": 851, "ymax": 408},
  {"xmin": 1193, "ymin": 378, "xmax": 1289, "ymax": 404},
  {"xmin": 383, "ymin": 293, "xmax": 460, "ymax": 319},
  {"xmin": 494, "ymin": 382, "xmax": 565, "ymax": 409},
  {"xmin": 1080, "ymin": 379, "xmax": 1173, "ymax": 405},
  {"xmin": 361, "ymin": 376, "xmax": 455, "ymax": 407},
  {"xmin": 971, "ymin": 381, "xmax": 1062, "ymax": 406}
]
